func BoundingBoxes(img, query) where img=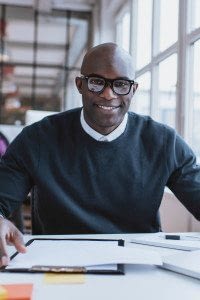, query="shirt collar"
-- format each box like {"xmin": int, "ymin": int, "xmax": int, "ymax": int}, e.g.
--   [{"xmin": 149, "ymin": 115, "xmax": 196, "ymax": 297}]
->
[{"xmin": 80, "ymin": 109, "xmax": 128, "ymax": 142}]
